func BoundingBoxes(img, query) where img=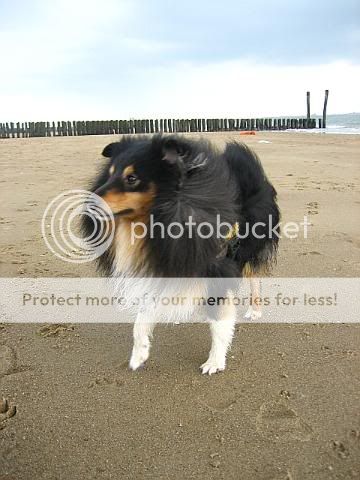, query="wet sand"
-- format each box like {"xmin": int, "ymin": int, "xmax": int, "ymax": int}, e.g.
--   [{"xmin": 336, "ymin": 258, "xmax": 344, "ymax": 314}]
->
[{"xmin": 0, "ymin": 132, "xmax": 360, "ymax": 479}]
